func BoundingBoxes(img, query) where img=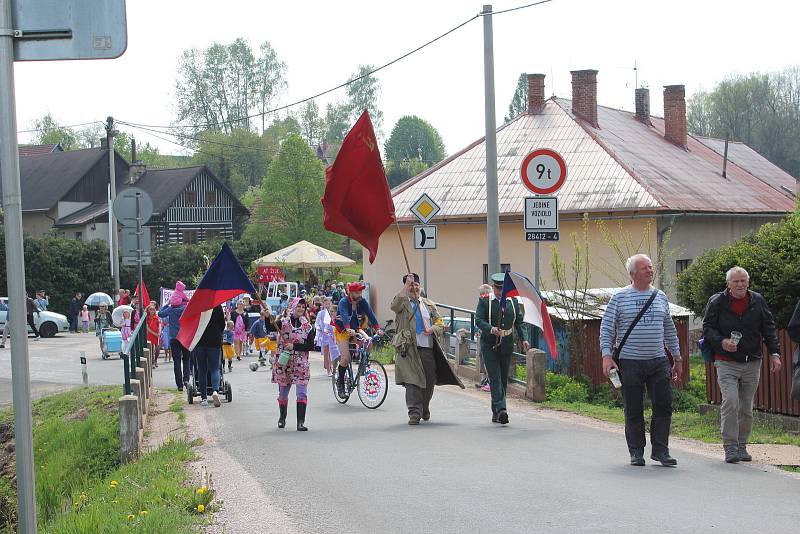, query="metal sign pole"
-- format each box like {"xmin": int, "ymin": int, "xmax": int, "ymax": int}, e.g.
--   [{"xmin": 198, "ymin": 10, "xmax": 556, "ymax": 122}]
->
[
  {"xmin": 423, "ymin": 249, "xmax": 428, "ymax": 296},
  {"xmin": 106, "ymin": 117, "xmax": 120, "ymax": 301},
  {"xmin": 0, "ymin": 2, "xmax": 38, "ymax": 530},
  {"xmin": 534, "ymin": 193, "xmax": 541, "ymax": 290},
  {"xmin": 136, "ymin": 194, "xmax": 144, "ymax": 317}
]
